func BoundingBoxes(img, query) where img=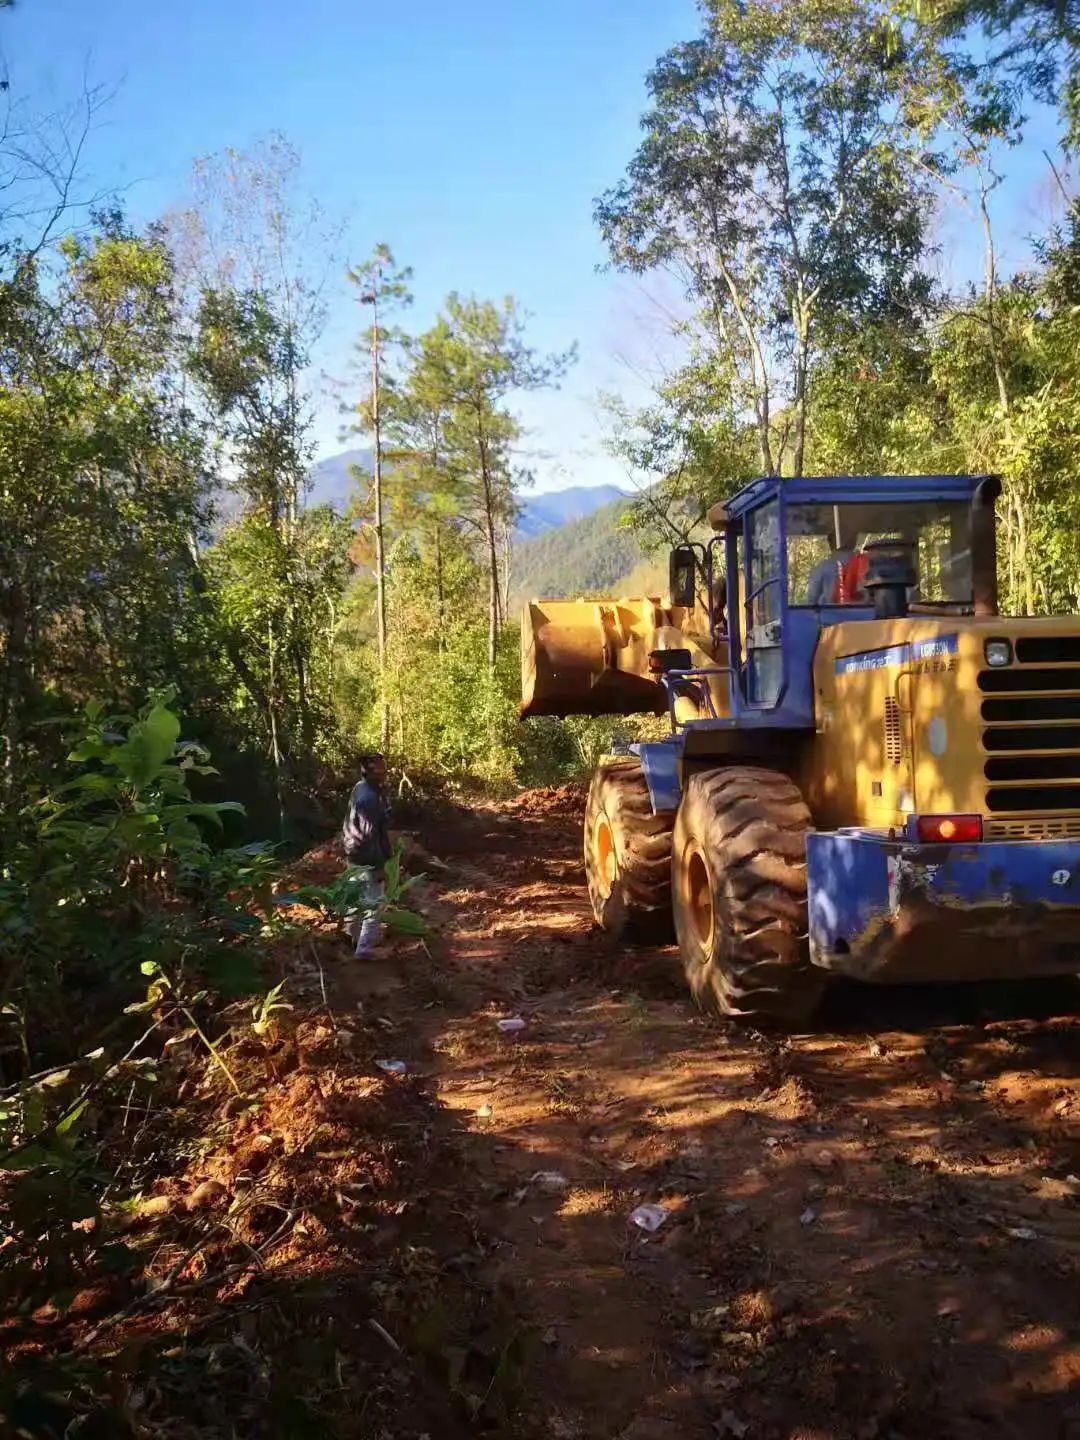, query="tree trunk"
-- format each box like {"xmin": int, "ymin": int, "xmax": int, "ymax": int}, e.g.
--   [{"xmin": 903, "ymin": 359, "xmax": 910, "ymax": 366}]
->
[
  {"xmin": 267, "ymin": 618, "xmax": 286, "ymax": 840},
  {"xmin": 0, "ymin": 579, "xmax": 30, "ymax": 806},
  {"xmin": 291, "ymin": 637, "xmax": 311, "ymax": 748},
  {"xmin": 284, "ymin": 329, "xmax": 301, "ymax": 535},
  {"xmin": 977, "ymin": 171, "xmax": 1025, "ymax": 615},
  {"xmin": 485, "ymin": 515, "xmax": 499, "ymax": 671},
  {"xmin": 434, "ymin": 522, "xmax": 445, "ymax": 646},
  {"xmin": 791, "ymin": 309, "xmax": 811, "ymax": 479},
  {"xmin": 327, "ymin": 595, "xmax": 337, "ymax": 694},
  {"xmin": 371, "ymin": 304, "xmax": 390, "ymax": 753},
  {"xmin": 715, "ymin": 263, "xmax": 775, "ymax": 474},
  {"xmin": 1002, "ymin": 495, "xmax": 1016, "ymax": 613},
  {"xmin": 1016, "ymin": 492, "xmax": 1034, "ymax": 617},
  {"xmin": 978, "ymin": 182, "xmax": 1011, "ymax": 417},
  {"xmin": 476, "ymin": 417, "xmax": 500, "ymax": 671},
  {"xmin": 500, "ymin": 520, "xmax": 513, "ymax": 626}
]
